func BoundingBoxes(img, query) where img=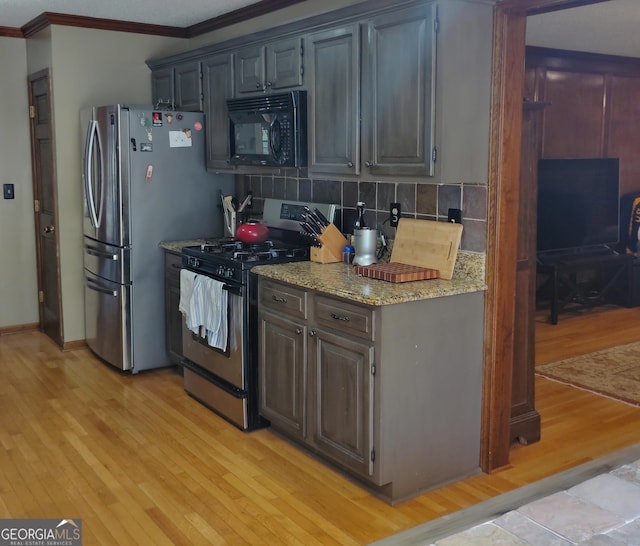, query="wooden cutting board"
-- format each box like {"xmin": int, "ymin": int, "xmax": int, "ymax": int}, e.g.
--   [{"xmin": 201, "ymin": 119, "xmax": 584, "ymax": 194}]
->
[
  {"xmin": 354, "ymin": 262, "xmax": 440, "ymax": 283},
  {"xmin": 391, "ymin": 219, "xmax": 463, "ymax": 280}
]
